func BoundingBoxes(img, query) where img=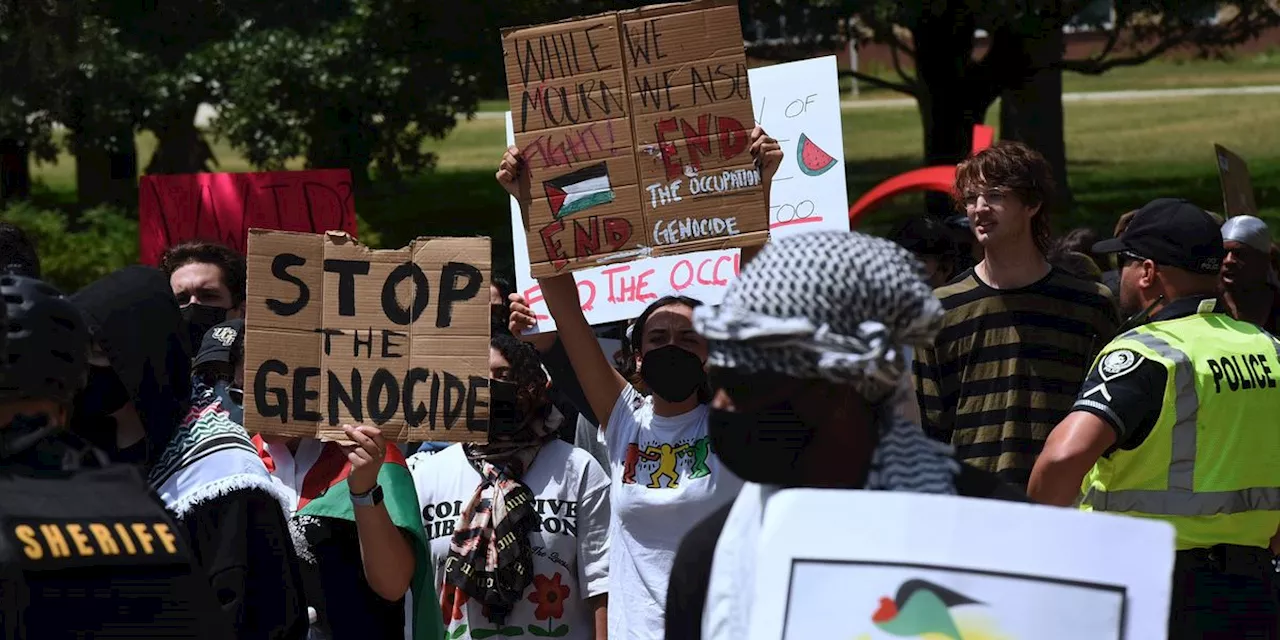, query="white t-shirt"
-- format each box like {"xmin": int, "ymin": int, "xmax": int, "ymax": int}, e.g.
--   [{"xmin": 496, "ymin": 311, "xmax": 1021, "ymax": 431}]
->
[
  {"xmin": 605, "ymin": 385, "xmax": 743, "ymax": 640},
  {"xmin": 407, "ymin": 441, "xmax": 610, "ymax": 640}
]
